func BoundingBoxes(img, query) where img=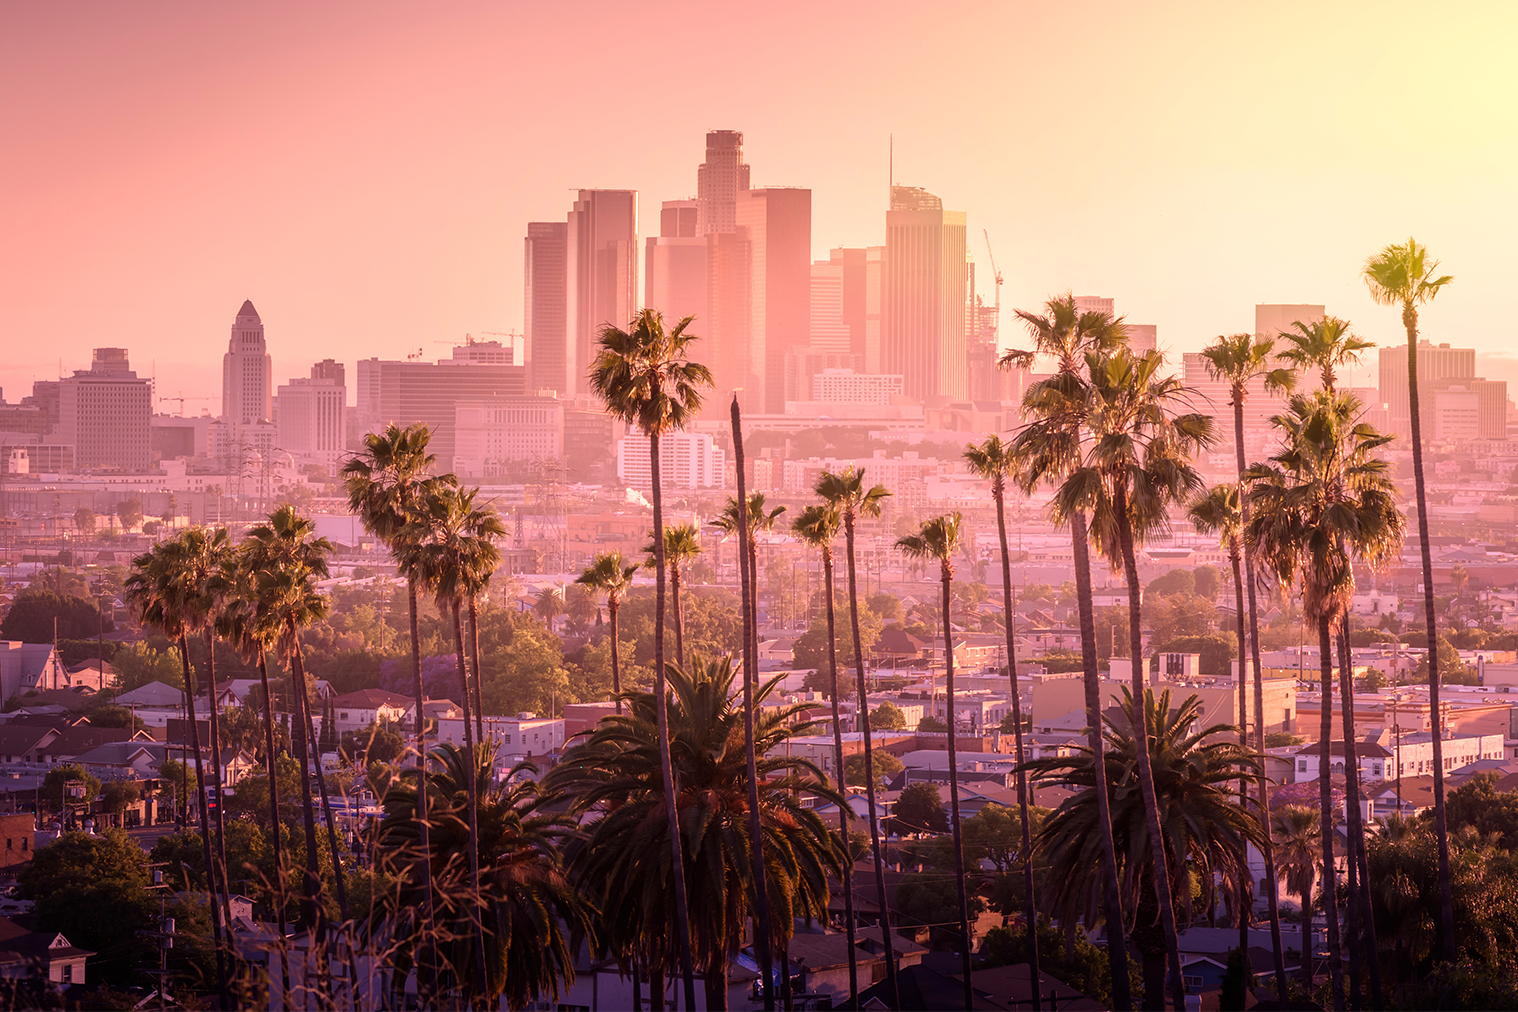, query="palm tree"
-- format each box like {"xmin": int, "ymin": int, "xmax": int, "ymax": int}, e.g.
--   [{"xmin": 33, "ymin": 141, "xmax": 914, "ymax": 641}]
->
[
  {"xmin": 124, "ymin": 534, "xmax": 233, "ymax": 1010},
  {"xmin": 410, "ymin": 483, "xmax": 504, "ymax": 999},
  {"xmin": 791, "ymin": 502, "xmax": 858, "ymax": 1000},
  {"xmin": 1247, "ymin": 391, "xmax": 1406, "ymax": 1012},
  {"xmin": 964, "ymin": 435, "xmax": 1041, "ymax": 999},
  {"xmin": 548, "ymin": 655, "xmax": 843, "ymax": 1012},
  {"xmin": 1025, "ymin": 689, "xmax": 1265, "ymax": 1009},
  {"xmin": 589, "ymin": 308, "xmax": 712, "ymax": 1011},
  {"xmin": 377, "ymin": 745, "xmax": 591, "ymax": 1008},
  {"xmin": 1363, "ymin": 237, "xmax": 1456, "ymax": 961},
  {"xmin": 1199, "ymin": 331, "xmax": 1294, "ymax": 995},
  {"xmin": 815, "ymin": 466, "xmax": 899, "ymax": 1010},
  {"xmin": 1277, "ymin": 316, "xmax": 1373, "ymax": 393},
  {"xmin": 645, "ymin": 522, "xmax": 703, "ymax": 667},
  {"xmin": 1271, "ymin": 805, "xmax": 1322, "ymax": 991},
  {"xmin": 1005, "ymin": 293, "xmax": 1135, "ymax": 1011},
  {"xmin": 574, "ymin": 552, "xmax": 639, "ymax": 714},
  {"xmin": 533, "ymin": 586, "xmax": 565, "ymax": 629},
  {"xmin": 896, "ymin": 513, "xmax": 975, "ymax": 1009},
  {"xmin": 1075, "ymin": 347, "xmax": 1211, "ymax": 1012},
  {"xmin": 713, "ymin": 493, "xmax": 788, "ymax": 679}
]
